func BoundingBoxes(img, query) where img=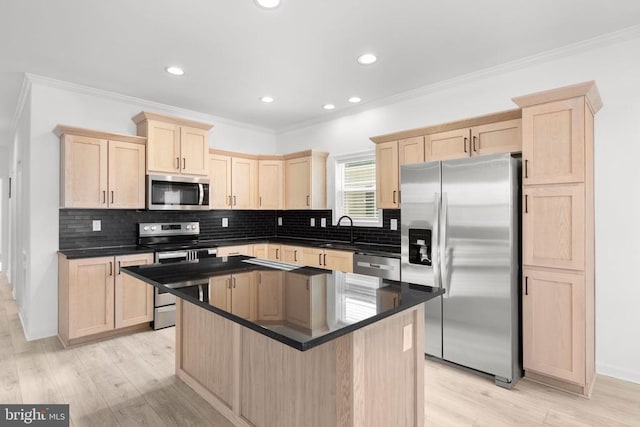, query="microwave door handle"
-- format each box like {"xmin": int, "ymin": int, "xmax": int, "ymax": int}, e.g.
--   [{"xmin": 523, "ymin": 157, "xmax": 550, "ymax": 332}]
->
[
  {"xmin": 432, "ymin": 192, "xmax": 441, "ymax": 290},
  {"xmin": 198, "ymin": 184, "xmax": 204, "ymax": 206}
]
